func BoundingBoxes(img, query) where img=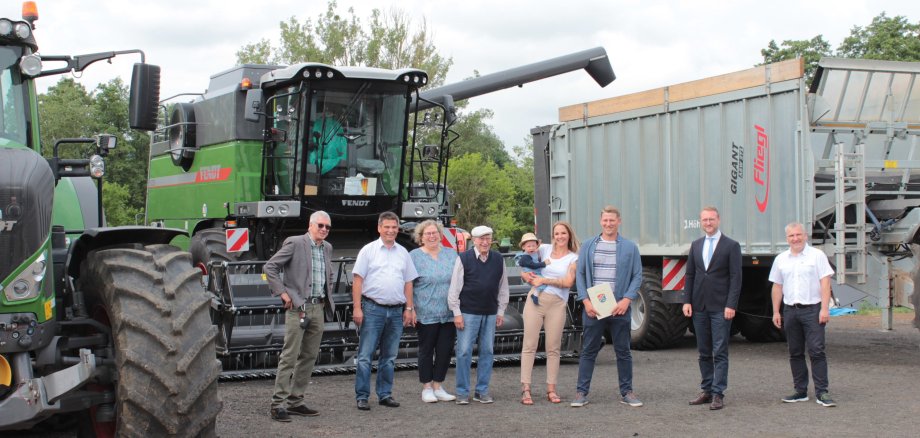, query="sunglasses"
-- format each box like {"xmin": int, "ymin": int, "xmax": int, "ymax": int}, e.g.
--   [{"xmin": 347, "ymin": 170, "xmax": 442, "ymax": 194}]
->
[{"xmin": 314, "ymin": 223, "xmax": 332, "ymax": 230}]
